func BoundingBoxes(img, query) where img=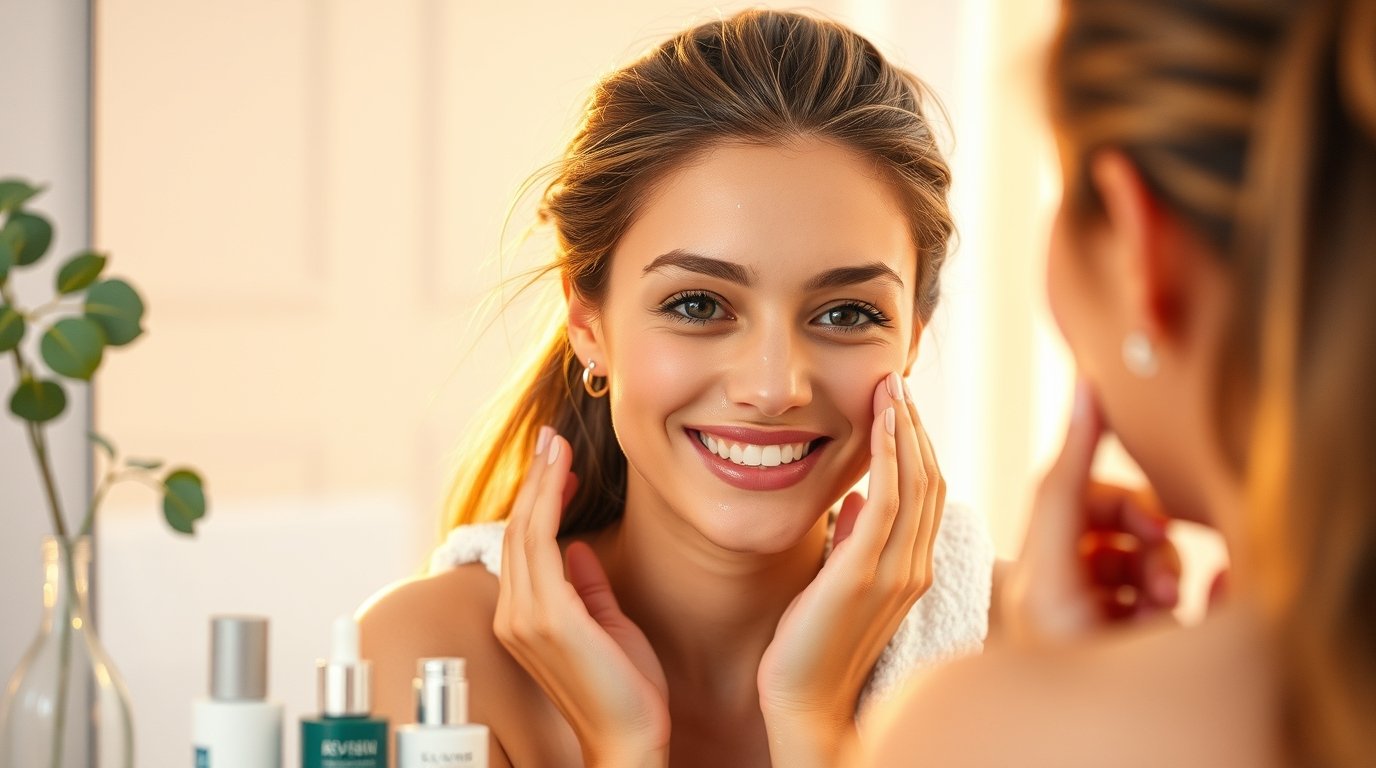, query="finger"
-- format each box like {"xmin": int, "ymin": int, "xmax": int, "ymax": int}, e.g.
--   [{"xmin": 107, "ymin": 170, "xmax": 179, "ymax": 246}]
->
[
  {"xmin": 561, "ymin": 471, "xmax": 581, "ymax": 512},
  {"xmin": 878, "ymin": 373, "xmax": 927, "ymax": 569},
  {"xmin": 832, "ymin": 491, "xmax": 866, "ymax": 550},
  {"xmin": 902, "ymin": 378, "xmax": 944, "ymax": 577},
  {"xmin": 846, "ymin": 376, "xmax": 902, "ymax": 553},
  {"xmin": 1084, "ymin": 483, "xmax": 1168, "ymax": 545},
  {"xmin": 1025, "ymin": 379, "xmax": 1104, "ymax": 558},
  {"xmin": 1047, "ymin": 379, "xmax": 1103, "ymax": 493},
  {"xmin": 525, "ymin": 433, "xmax": 576, "ymax": 598},
  {"xmin": 1138, "ymin": 538, "xmax": 1181, "ymax": 609},
  {"xmin": 566, "ymin": 541, "xmax": 629, "ymax": 630},
  {"xmin": 500, "ymin": 425, "xmax": 555, "ymax": 625},
  {"xmin": 1208, "ymin": 569, "xmax": 1230, "ymax": 610}
]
